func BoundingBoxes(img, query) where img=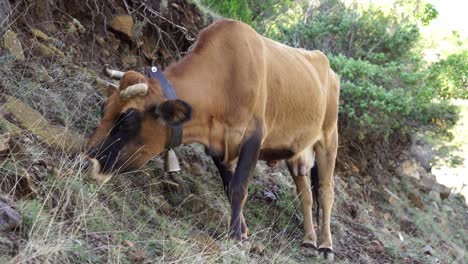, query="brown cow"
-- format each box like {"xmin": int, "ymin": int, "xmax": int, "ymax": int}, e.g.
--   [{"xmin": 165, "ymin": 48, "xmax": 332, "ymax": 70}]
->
[{"xmin": 86, "ymin": 19, "xmax": 339, "ymax": 259}]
